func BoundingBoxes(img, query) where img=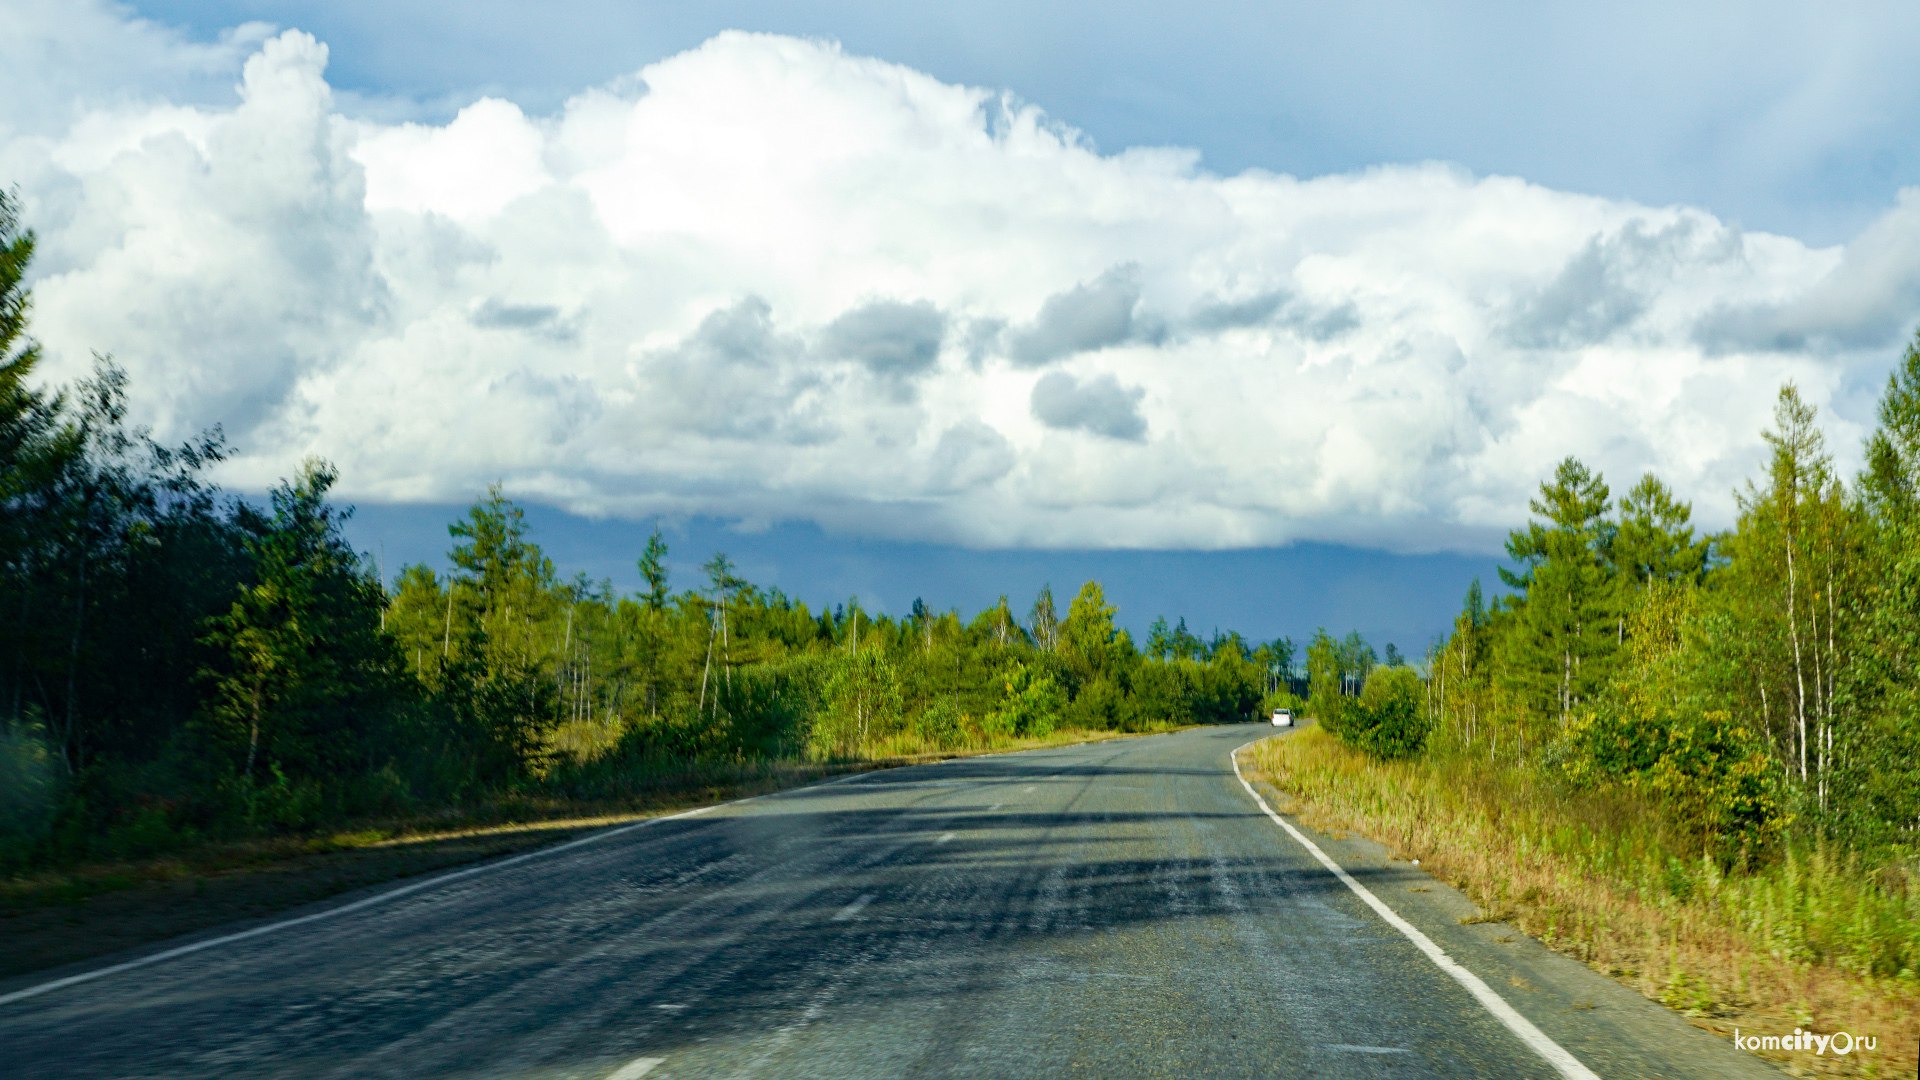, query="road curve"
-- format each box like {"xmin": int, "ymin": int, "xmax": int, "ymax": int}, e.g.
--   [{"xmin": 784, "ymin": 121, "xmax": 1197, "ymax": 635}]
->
[{"xmin": 1, "ymin": 724, "xmax": 1779, "ymax": 1078}]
